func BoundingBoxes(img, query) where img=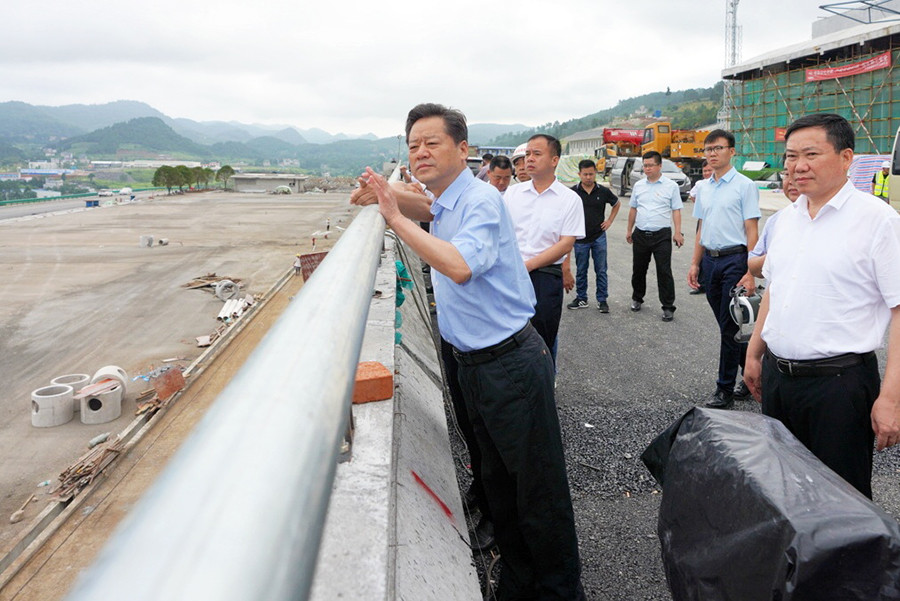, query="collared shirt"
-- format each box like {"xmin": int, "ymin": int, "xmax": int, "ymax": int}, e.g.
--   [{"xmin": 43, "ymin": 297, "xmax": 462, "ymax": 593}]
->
[
  {"xmin": 748, "ymin": 208, "xmax": 785, "ymax": 258},
  {"xmin": 503, "ymin": 178, "xmax": 585, "ymax": 264},
  {"xmin": 629, "ymin": 175, "xmax": 682, "ymax": 232},
  {"xmin": 430, "ymin": 167, "xmax": 536, "ymax": 352},
  {"xmin": 571, "ymin": 182, "xmax": 619, "ymax": 242},
  {"xmin": 693, "ymin": 167, "xmax": 760, "ymax": 250},
  {"xmin": 761, "ymin": 180, "xmax": 900, "ymax": 359}
]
